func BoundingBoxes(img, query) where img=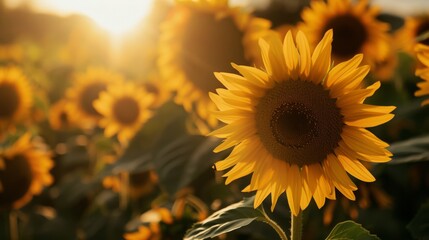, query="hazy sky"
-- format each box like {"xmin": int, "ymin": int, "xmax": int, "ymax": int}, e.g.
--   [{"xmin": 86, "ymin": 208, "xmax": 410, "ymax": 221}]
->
[
  {"xmin": 4, "ymin": 0, "xmax": 429, "ymax": 33},
  {"xmin": 5, "ymin": 0, "xmax": 429, "ymax": 16},
  {"xmin": 373, "ymin": 0, "xmax": 429, "ymax": 16}
]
